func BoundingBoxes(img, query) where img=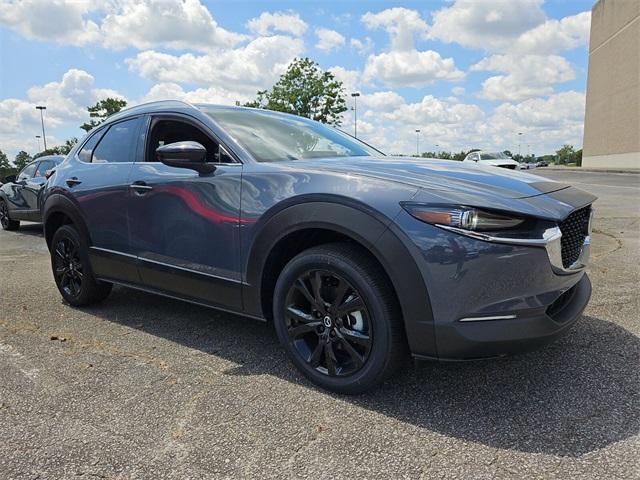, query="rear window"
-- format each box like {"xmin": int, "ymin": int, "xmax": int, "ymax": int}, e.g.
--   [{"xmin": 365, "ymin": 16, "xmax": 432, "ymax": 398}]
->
[{"xmin": 78, "ymin": 130, "xmax": 105, "ymax": 163}]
